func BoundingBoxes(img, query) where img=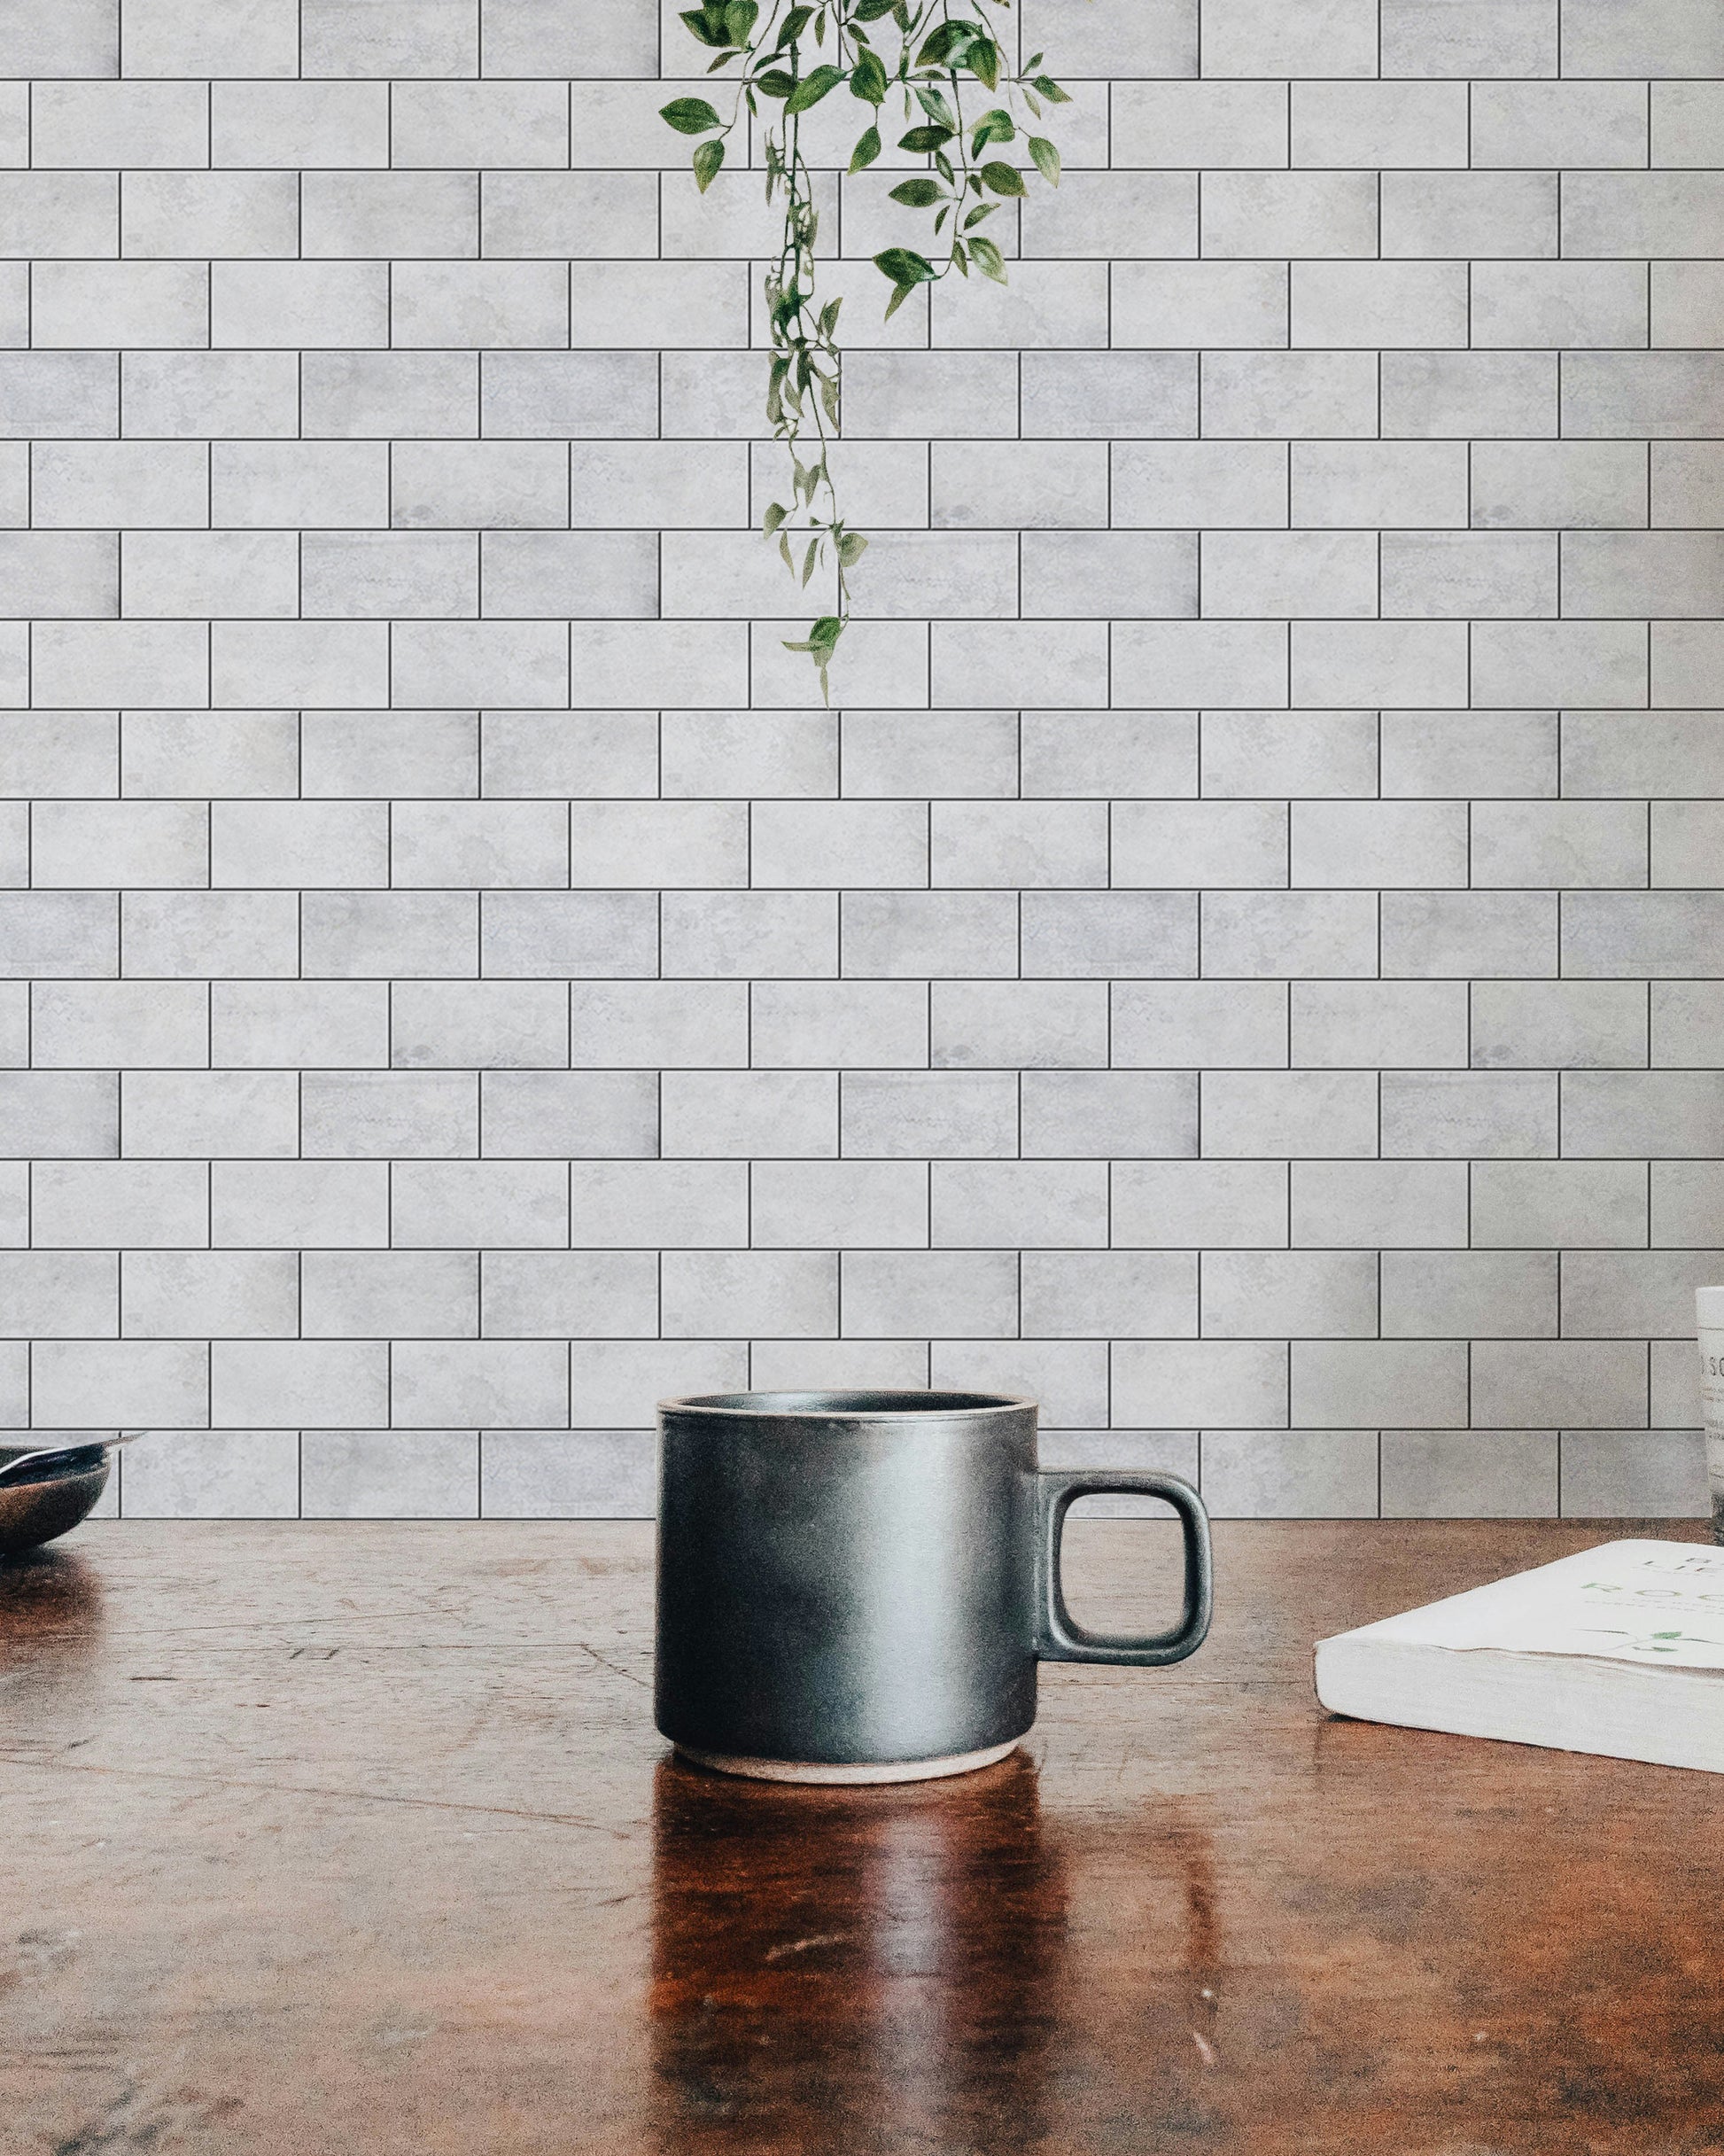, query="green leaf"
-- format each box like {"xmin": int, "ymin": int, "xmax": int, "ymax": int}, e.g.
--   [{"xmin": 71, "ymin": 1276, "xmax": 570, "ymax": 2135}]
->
[
  {"xmin": 887, "ymin": 176, "xmax": 944, "ymax": 207},
  {"xmin": 881, "ymin": 280, "xmax": 917, "ymax": 321},
  {"xmin": 967, "ymin": 234, "xmax": 1006, "ymax": 283},
  {"xmin": 898, "ymin": 124, "xmax": 952, "ymax": 152},
  {"xmin": 661, "ymin": 97, "xmax": 723, "ymax": 134},
  {"xmin": 916, "ymin": 19, "xmax": 974, "ymax": 66},
  {"xmin": 849, "ymin": 124, "xmax": 882, "ymax": 172},
  {"xmin": 850, "ymin": 49, "xmax": 888, "ymax": 103},
  {"xmin": 802, "ymin": 536, "xmax": 820, "ymax": 587},
  {"xmin": 854, "ymin": 0, "xmax": 897, "ymax": 17},
  {"xmin": 763, "ymin": 502, "xmax": 788, "ymax": 535},
  {"xmin": 756, "ymin": 66, "xmax": 796, "ymax": 97},
  {"xmin": 980, "ymin": 160, "xmax": 1027, "ymax": 196},
  {"xmin": 786, "ymin": 63, "xmax": 843, "ymax": 113},
  {"xmin": 837, "ymin": 532, "xmax": 868, "ymax": 568},
  {"xmin": 678, "ymin": 4, "xmax": 734, "ymax": 49},
  {"xmin": 961, "ymin": 201, "xmax": 995, "ymax": 230},
  {"xmin": 692, "ymin": 136, "xmax": 725, "ymax": 191},
  {"xmin": 725, "ymin": 0, "xmax": 758, "ymax": 43},
  {"xmin": 1027, "ymin": 135, "xmax": 1060, "ymax": 186},
  {"xmin": 969, "ymin": 106, "xmax": 1013, "ymax": 154},
  {"xmin": 915, "ymin": 84, "xmax": 957, "ymax": 129},
  {"xmin": 874, "ymin": 245, "xmax": 936, "ymax": 285},
  {"xmin": 817, "ymin": 296, "xmax": 842, "ymax": 337},
  {"xmin": 773, "ymin": 4, "xmax": 814, "ymax": 46},
  {"xmin": 1031, "ymin": 74, "xmax": 1072, "ymax": 103},
  {"xmin": 968, "ymin": 37, "xmax": 999, "ymax": 90}
]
